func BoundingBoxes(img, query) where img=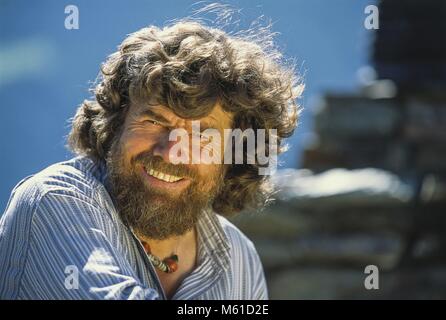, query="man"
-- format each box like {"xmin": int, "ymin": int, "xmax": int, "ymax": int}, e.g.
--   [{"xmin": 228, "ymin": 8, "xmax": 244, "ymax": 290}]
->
[{"xmin": 0, "ymin": 20, "xmax": 301, "ymax": 299}]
